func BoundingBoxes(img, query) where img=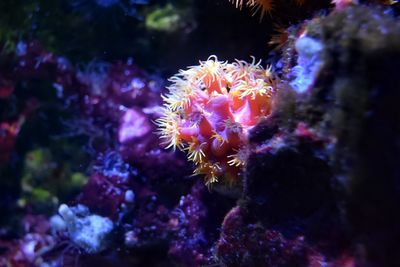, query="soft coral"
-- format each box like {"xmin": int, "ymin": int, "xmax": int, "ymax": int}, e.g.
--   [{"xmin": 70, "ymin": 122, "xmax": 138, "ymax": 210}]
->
[{"xmin": 156, "ymin": 56, "xmax": 276, "ymax": 186}]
